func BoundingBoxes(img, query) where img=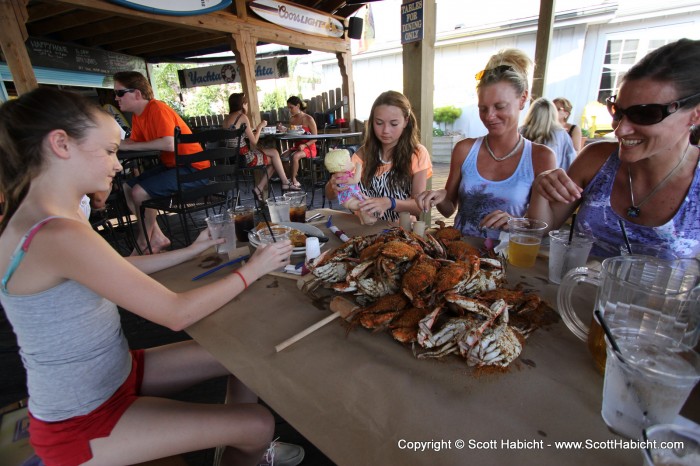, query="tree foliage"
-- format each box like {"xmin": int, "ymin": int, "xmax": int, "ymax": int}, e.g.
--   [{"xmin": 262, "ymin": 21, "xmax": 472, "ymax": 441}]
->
[{"xmin": 433, "ymin": 105, "xmax": 462, "ymax": 131}]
